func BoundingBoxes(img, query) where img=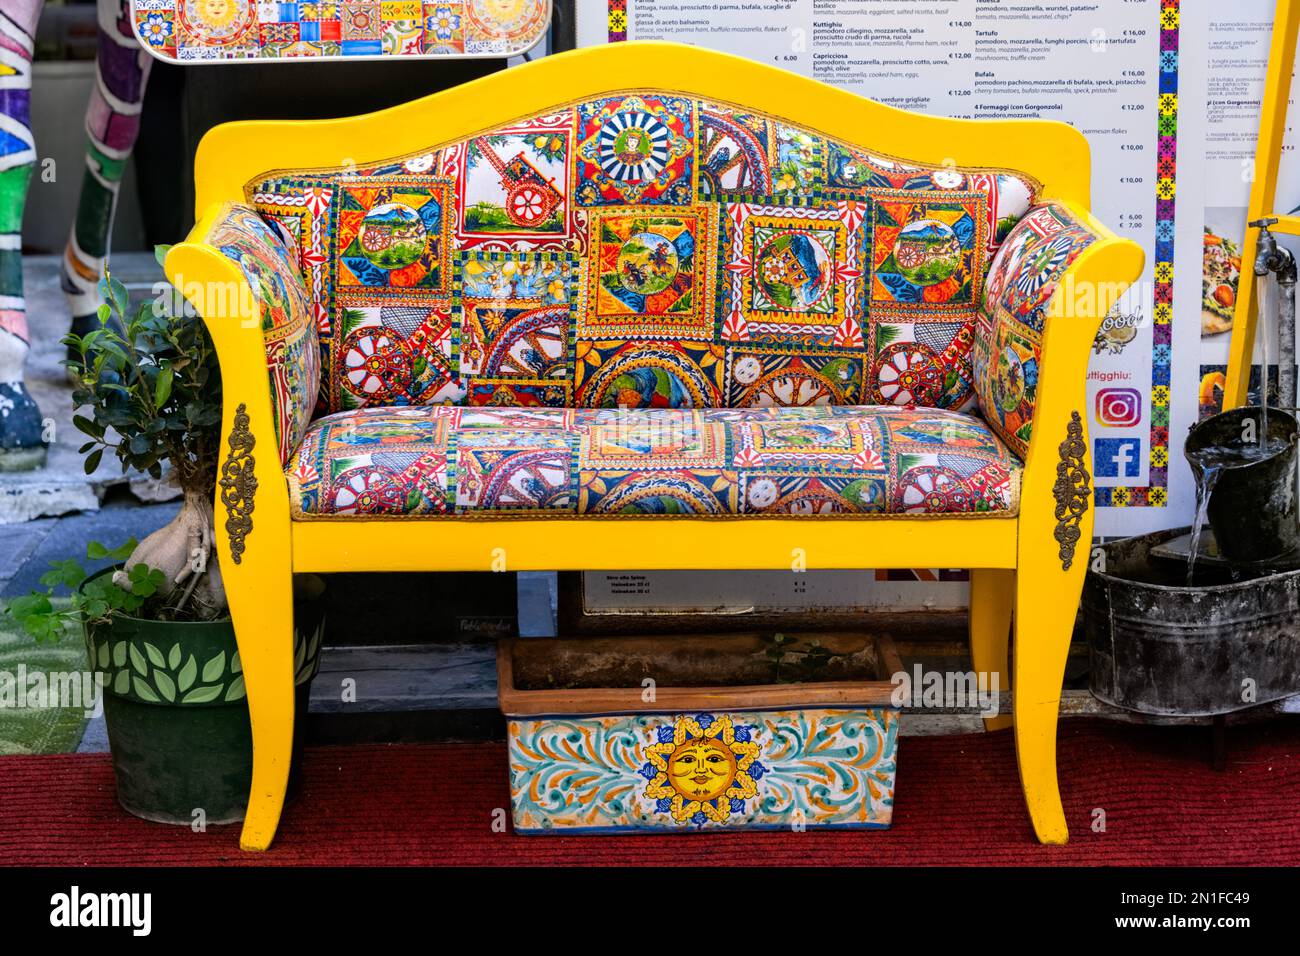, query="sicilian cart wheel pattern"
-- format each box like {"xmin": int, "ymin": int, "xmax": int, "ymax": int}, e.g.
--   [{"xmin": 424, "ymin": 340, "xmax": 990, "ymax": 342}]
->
[
  {"xmin": 342, "ymin": 327, "xmax": 415, "ymax": 402},
  {"xmin": 894, "ymin": 465, "xmax": 973, "ymax": 514},
  {"xmin": 330, "ymin": 466, "xmax": 406, "ymax": 515},
  {"xmin": 507, "ymin": 183, "xmax": 552, "ymax": 226},
  {"xmin": 874, "ymin": 342, "xmax": 943, "ymax": 405}
]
